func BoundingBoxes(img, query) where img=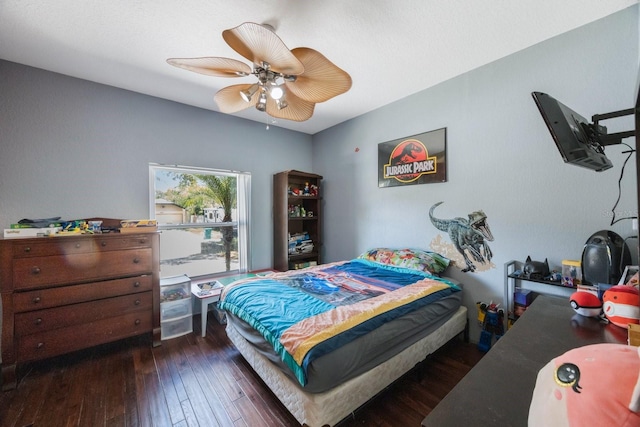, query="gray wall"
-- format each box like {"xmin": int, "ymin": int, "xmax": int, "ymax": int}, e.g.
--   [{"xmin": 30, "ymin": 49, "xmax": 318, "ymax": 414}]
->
[
  {"xmin": 312, "ymin": 6, "xmax": 639, "ymax": 340},
  {"xmin": 0, "ymin": 6, "xmax": 638, "ymax": 343},
  {"xmin": 0, "ymin": 61, "xmax": 313, "ymax": 270}
]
